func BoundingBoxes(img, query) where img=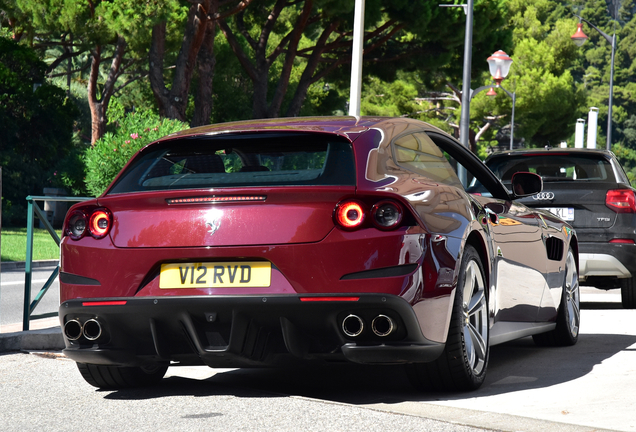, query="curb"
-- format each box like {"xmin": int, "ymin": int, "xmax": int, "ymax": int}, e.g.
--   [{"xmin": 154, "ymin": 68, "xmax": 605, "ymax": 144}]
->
[
  {"xmin": 1, "ymin": 260, "xmax": 59, "ymax": 271},
  {"xmin": 0, "ymin": 261, "xmax": 63, "ymax": 352},
  {"xmin": 0, "ymin": 327, "xmax": 64, "ymax": 353}
]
